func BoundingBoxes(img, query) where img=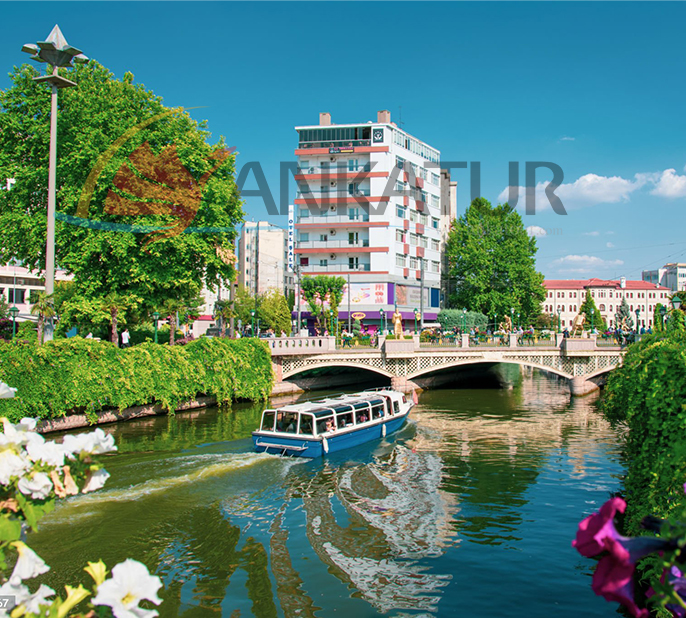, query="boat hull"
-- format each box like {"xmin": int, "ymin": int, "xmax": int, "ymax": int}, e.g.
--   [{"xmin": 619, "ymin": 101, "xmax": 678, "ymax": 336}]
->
[{"xmin": 252, "ymin": 409, "xmax": 410, "ymax": 458}]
